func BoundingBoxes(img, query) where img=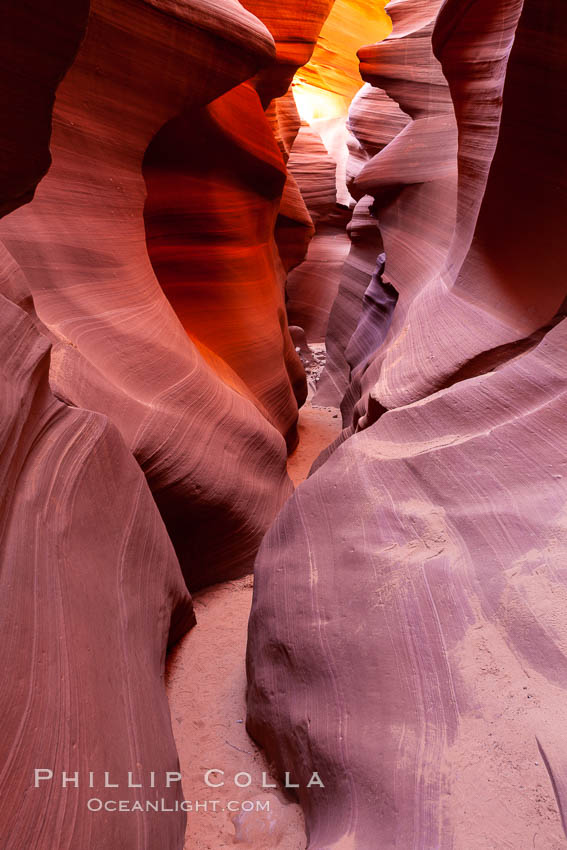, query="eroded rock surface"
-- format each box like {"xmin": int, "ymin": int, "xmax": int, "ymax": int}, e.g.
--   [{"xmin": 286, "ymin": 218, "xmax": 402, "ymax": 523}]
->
[
  {"xmin": 0, "ymin": 1, "xmax": 333, "ymax": 848},
  {"xmin": 285, "ymin": 0, "xmax": 392, "ymax": 348},
  {"xmin": 317, "ymin": 0, "xmax": 458, "ymax": 409},
  {"xmin": 1, "ymin": 12, "xmax": 198, "ymax": 826},
  {"xmin": 3, "ymin": 1, "xmax": 566, "ymax": 849},
  {"xmin": 0, "ymin": 294, "xmax": 195, "ymax": 849},
  {"xmin": 0, "ymin": 0, "xmax": 324, "ymax": 589},
  {"xmin": 247, "ymin": 0, "xmax": 567, "ymax": 847},
  {"xmin": 285, "ymin": 124, "xmax": 351, "ymax": 341}
]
